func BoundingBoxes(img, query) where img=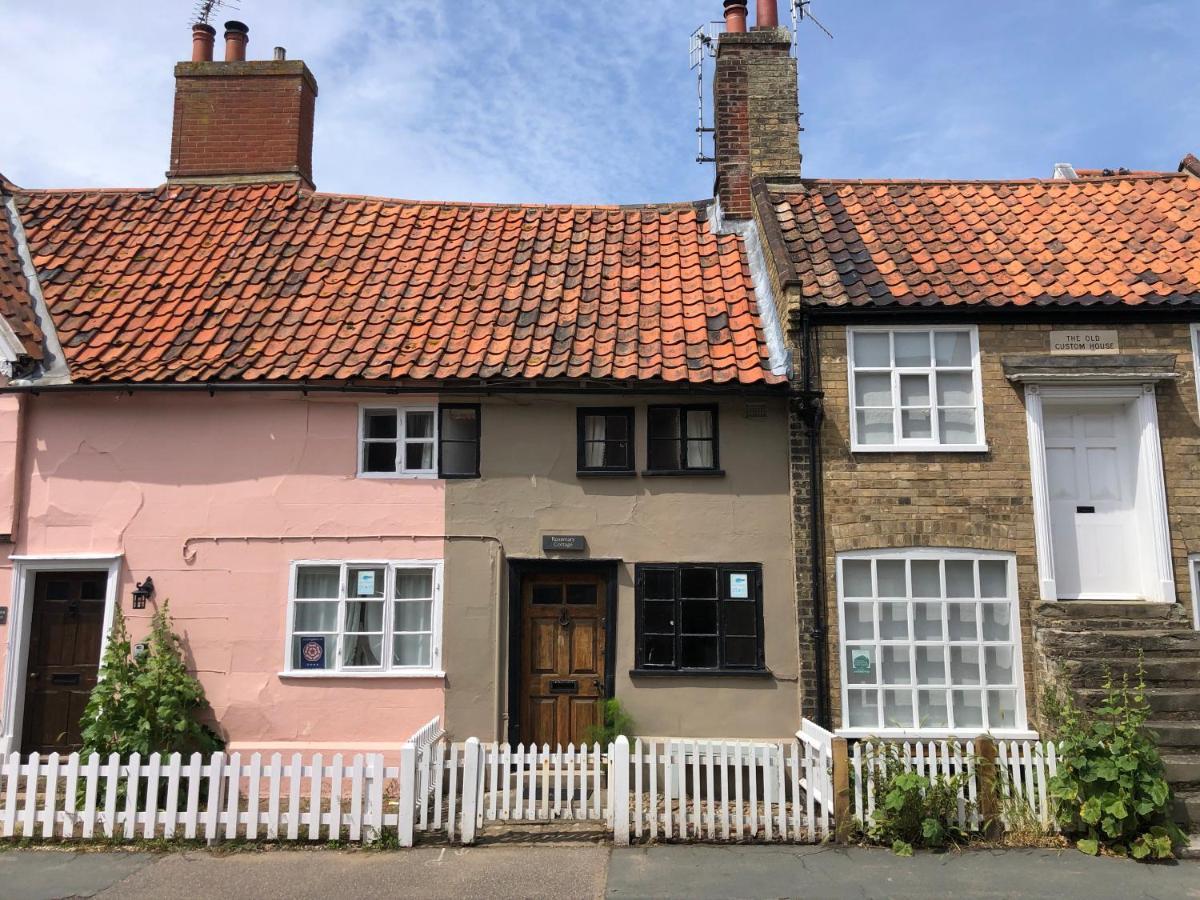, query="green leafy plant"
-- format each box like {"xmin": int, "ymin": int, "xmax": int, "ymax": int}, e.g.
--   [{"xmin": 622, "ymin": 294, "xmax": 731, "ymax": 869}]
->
[
  {"xmin": 584, "ymin": 699, "xmax": 635, "ymax": 746},
  {"xmin": 1045, "ymin": 664, "xmax": 1185, "ymax": 860},
  {"xmin": 860, "ymin": 743, "xmax": 973, "ymax": 855},
  {"xmin": 81, "ymin": 602, "xmax": 223, "ymax": 758}
]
